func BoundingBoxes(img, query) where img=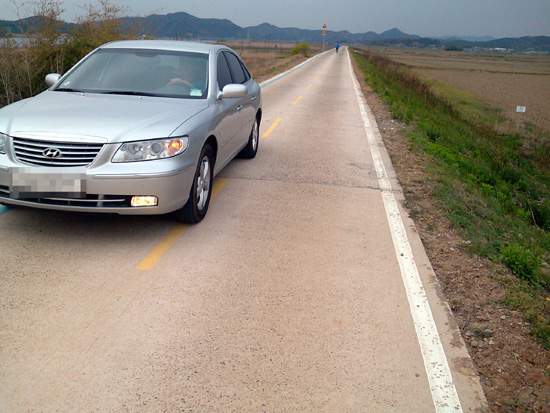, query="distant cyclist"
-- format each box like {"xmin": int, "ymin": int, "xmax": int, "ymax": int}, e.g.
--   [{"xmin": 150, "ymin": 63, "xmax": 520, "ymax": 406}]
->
[{"xmin": 335, "ymin": 43, "xmax": 340, "ymax": 53}]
